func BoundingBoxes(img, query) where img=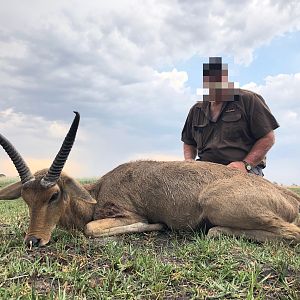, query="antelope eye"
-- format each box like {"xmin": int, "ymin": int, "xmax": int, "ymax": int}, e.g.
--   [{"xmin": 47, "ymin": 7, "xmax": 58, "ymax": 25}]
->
[{"xmin": 49, "ymin": 191, "xmax": 60, "ymax": 204}]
